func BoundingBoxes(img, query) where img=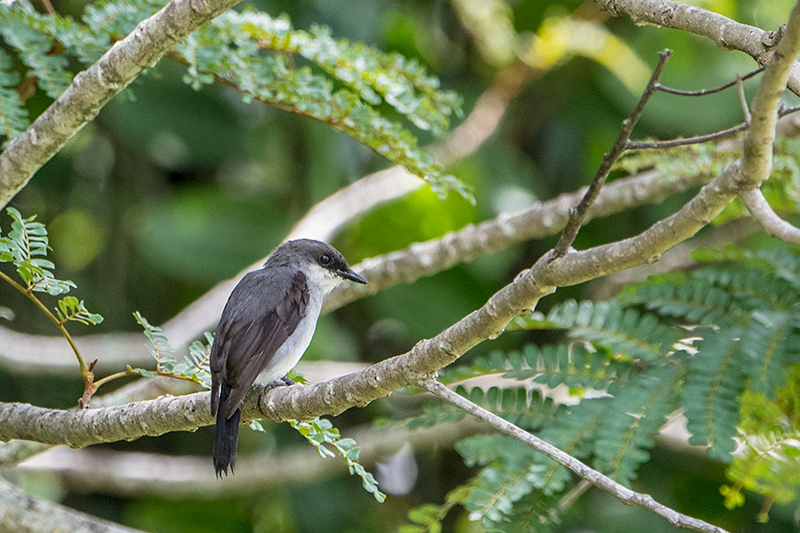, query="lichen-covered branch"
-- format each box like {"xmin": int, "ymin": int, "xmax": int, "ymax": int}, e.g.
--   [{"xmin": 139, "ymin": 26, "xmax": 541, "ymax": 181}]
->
[
  {"xmin": 0, "ymin": 0, "xmax": 246, "ymax": 208},
  {"xmin": 0, "ymin": 159, "xmax": 746, "ymax": 448}
]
